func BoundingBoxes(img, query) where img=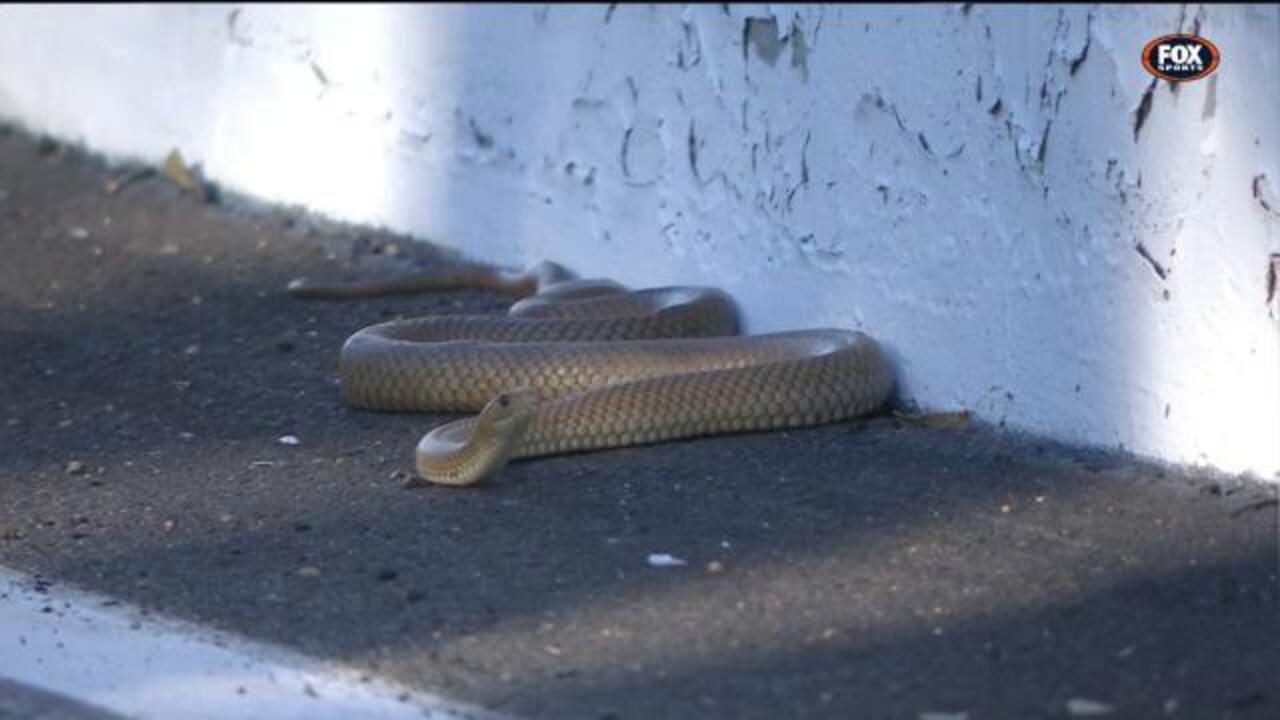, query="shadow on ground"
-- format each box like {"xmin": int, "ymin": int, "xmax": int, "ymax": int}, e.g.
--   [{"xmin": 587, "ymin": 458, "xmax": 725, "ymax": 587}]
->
[{"xmin": 1, "ymin": 128, "xmax": 1276, "ymax": 719}]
